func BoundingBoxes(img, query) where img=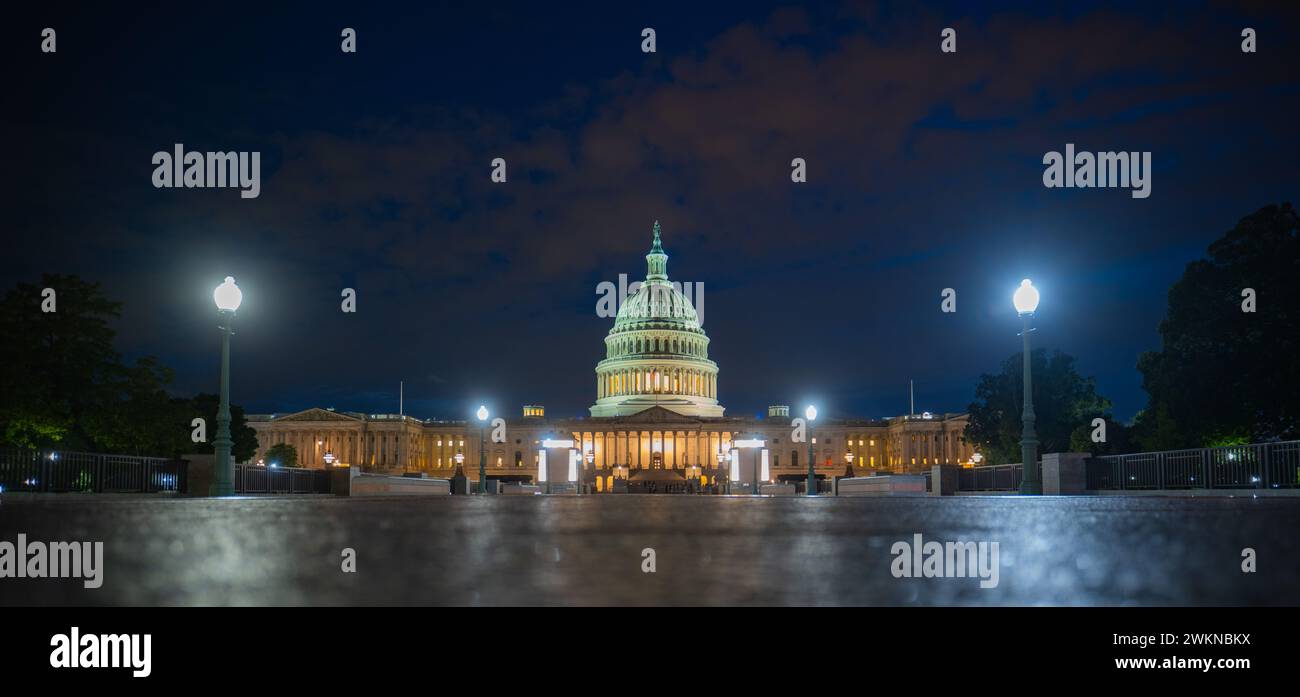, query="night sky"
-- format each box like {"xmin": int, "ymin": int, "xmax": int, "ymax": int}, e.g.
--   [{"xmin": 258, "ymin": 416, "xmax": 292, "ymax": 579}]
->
[{"xmin": 6, "ymin": 1, "xmax": 1299, "ymax": 423}]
